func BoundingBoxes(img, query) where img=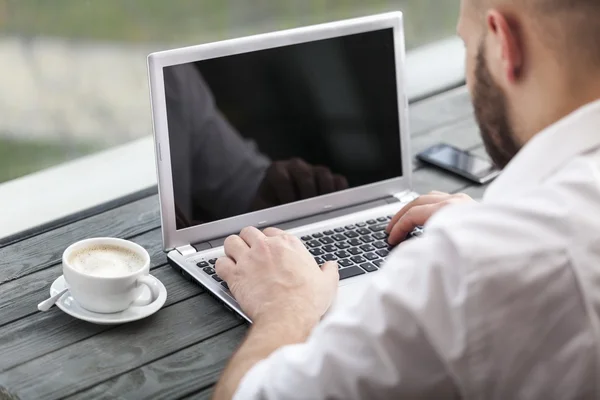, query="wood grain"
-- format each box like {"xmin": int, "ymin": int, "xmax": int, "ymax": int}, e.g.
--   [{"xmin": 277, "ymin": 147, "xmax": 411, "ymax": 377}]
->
[
  {"xmin": 0, "ymin": 195, "xmax": 160, "ymax": 284},
  {"xmin": 0, "ymin": 265, "xmax": 203, "ymax": 373},
  {"xmin": 66, "ymin": 326, "xmax": 246, "ymax": 400},
  {"xmin": 0, "ymin": 228, "xmax": 167, "ymax": 328},
  {"xmin": 0, "ymin": 294, "xmax": 242, "ymax": 400}
]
